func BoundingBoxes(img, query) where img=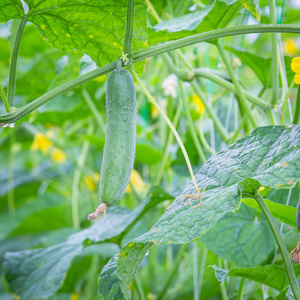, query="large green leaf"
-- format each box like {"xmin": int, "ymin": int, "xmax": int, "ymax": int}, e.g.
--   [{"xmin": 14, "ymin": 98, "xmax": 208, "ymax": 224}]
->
[
  {"xmin": 211, "ymin": 264, "xmax": 300, "ymax": 291},
  {"xmin": 0, "ymin": 1, "xmax": 23, "ymax": 23},
  {"xmin": 99, "ymin": 125, "xmax": 300, "ymax": 300},
  {"xmin": 200, "ymin": 204, "xmax": 275, "ymax": 267},
  {"xmin": 4, "ymin": 187, "xmax": 172, "ymax": 300},
  {"xmin": 1, "ymin": 0, "xmax": 147, "ymax": 69},
  {"xmin": 149, "ymin": 0, "xmax": 243, "ymax": 45}
]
